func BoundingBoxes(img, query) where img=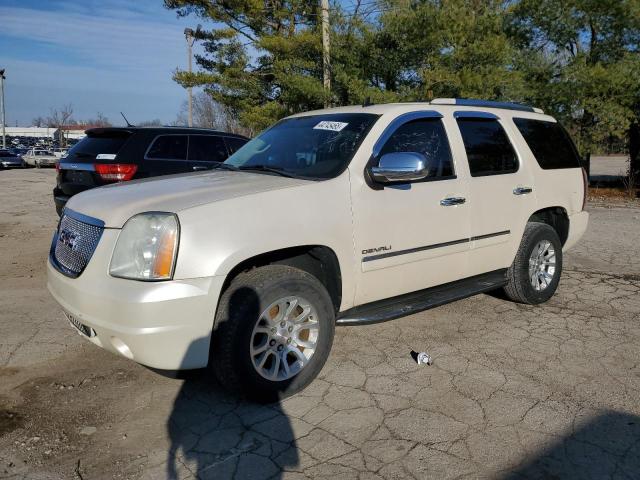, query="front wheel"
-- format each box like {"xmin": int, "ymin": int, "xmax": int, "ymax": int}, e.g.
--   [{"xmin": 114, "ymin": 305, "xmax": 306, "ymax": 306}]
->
[
  {"xmin": 503, "ymin": 222, "xmax": 563, "ymax": 304},
  {"xmin": 211, "ymin": 265, "xmax": 335, "ymax": 403}
]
